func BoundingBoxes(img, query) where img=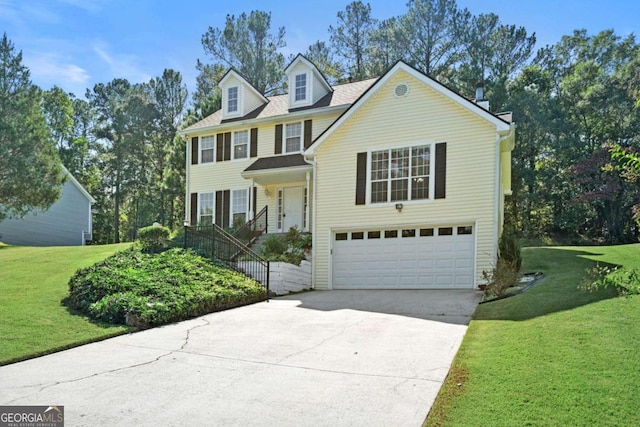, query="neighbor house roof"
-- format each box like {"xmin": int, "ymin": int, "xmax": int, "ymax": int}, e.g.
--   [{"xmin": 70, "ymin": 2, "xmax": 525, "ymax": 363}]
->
[
  {"xmin": 61, "ymin": 165, "xmax": 96, "ymax": 204},
  {"xmin": 182, "ymin": 78, "xmax": 377, "ymax": 133}
]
